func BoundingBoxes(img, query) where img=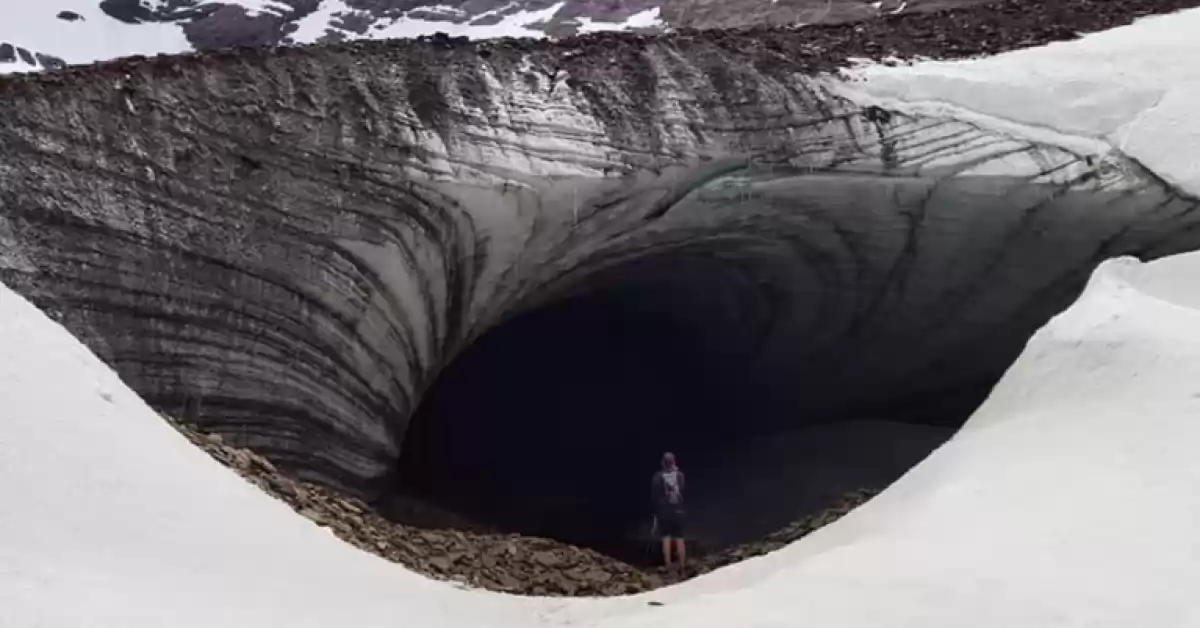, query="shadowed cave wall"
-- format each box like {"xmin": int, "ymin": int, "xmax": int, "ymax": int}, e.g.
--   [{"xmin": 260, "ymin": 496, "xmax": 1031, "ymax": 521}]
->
[{"xmin": 2, "ymin": 36, "xmax": 1200, "ymax": 559}]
